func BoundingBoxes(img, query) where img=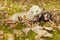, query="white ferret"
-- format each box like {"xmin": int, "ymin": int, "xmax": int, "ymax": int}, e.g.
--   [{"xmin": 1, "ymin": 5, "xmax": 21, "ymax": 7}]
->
[{"xmin": 8, "ymin": 5, "xmax": 42, "ymax": 23}]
